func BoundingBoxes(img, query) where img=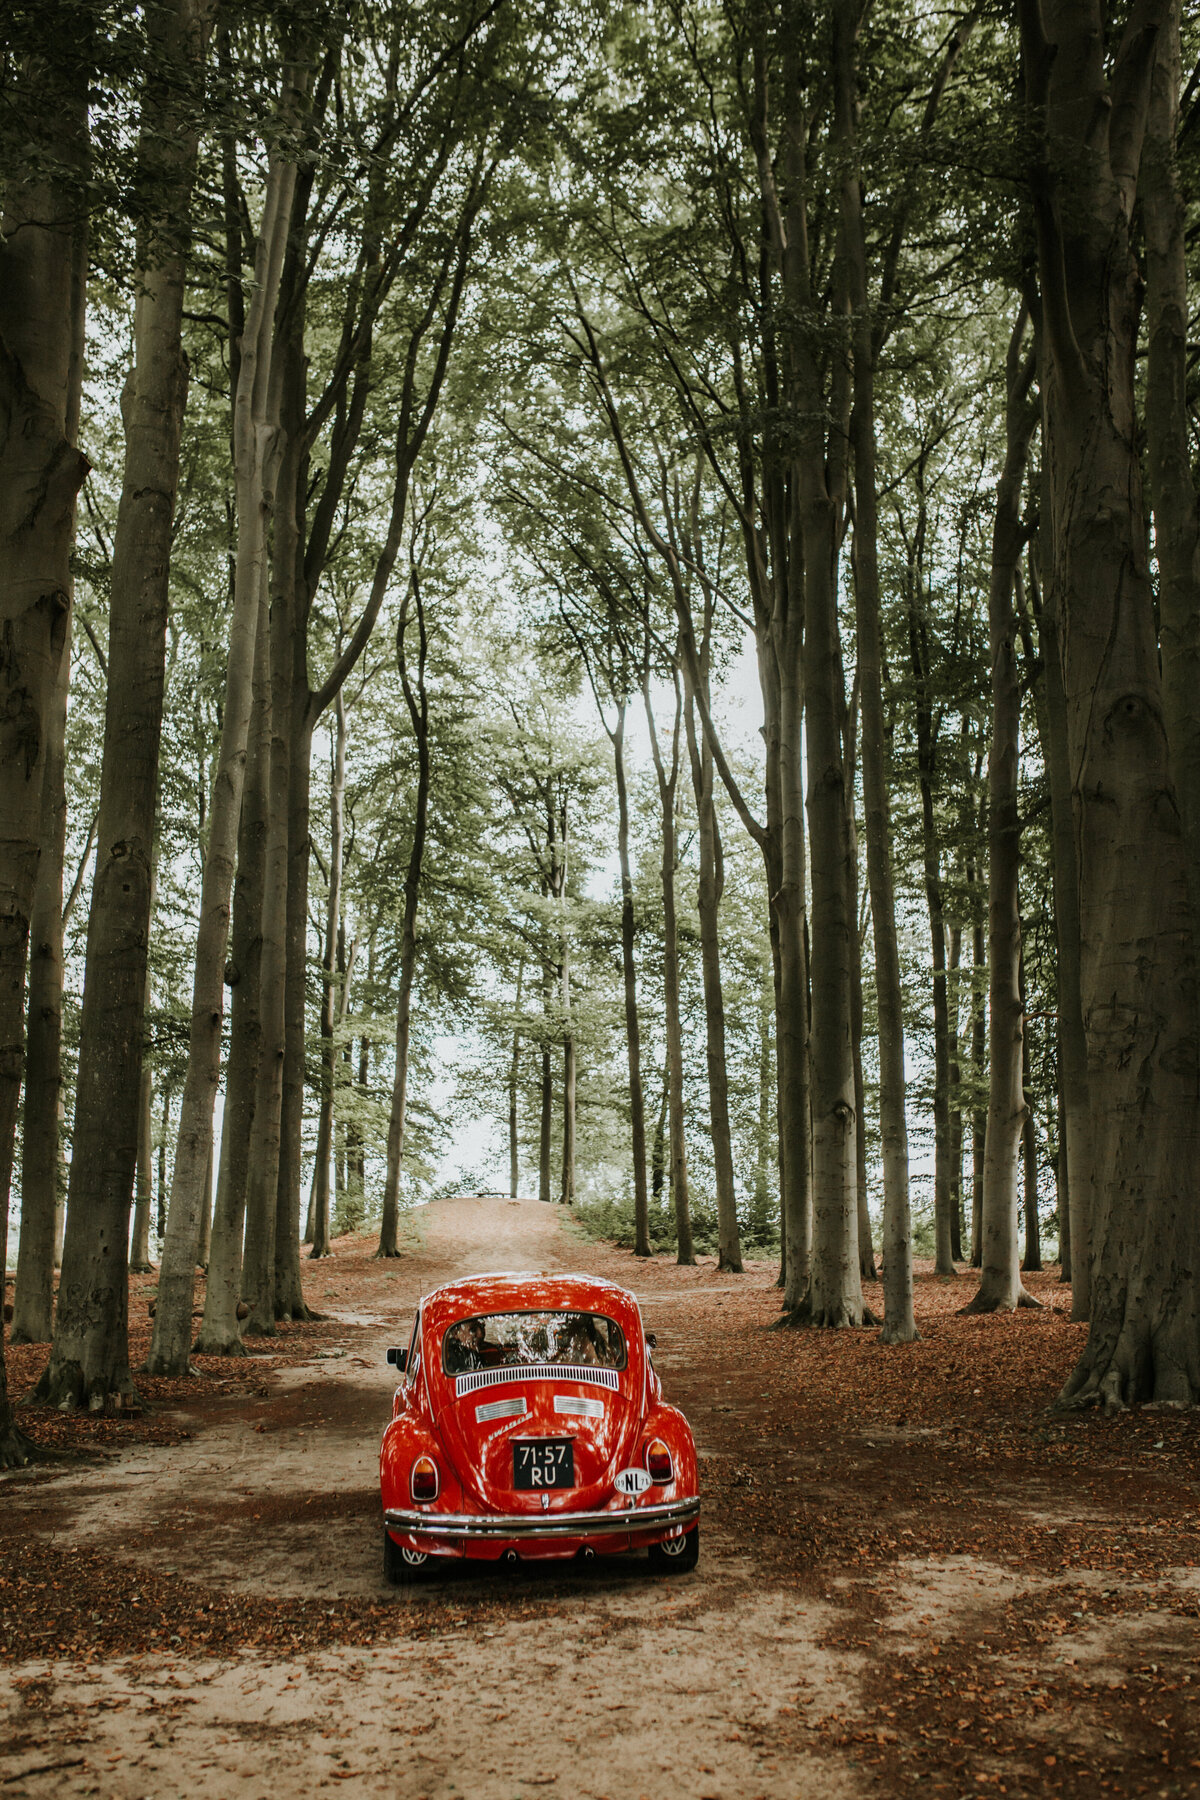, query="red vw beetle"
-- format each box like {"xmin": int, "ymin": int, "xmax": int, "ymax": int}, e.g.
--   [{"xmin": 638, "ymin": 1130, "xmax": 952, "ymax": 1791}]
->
[{"xmin": 380, "ymin": 1271, "xmax": 700, "ymax": 1583}]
